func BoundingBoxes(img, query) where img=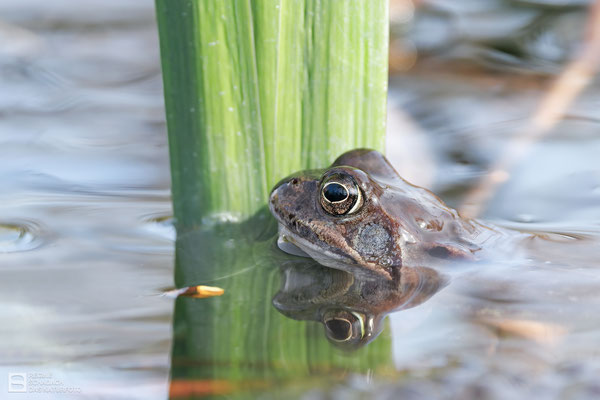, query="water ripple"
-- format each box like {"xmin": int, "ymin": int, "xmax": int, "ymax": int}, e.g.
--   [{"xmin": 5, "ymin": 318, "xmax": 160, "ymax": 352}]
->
[
  {"xmin": 140, "ymin": 213, "xmax": 175, "ymax": 242},
  {"xmin": 0, "ymin": 220, "xmax": 47, "ymax": 253}
]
